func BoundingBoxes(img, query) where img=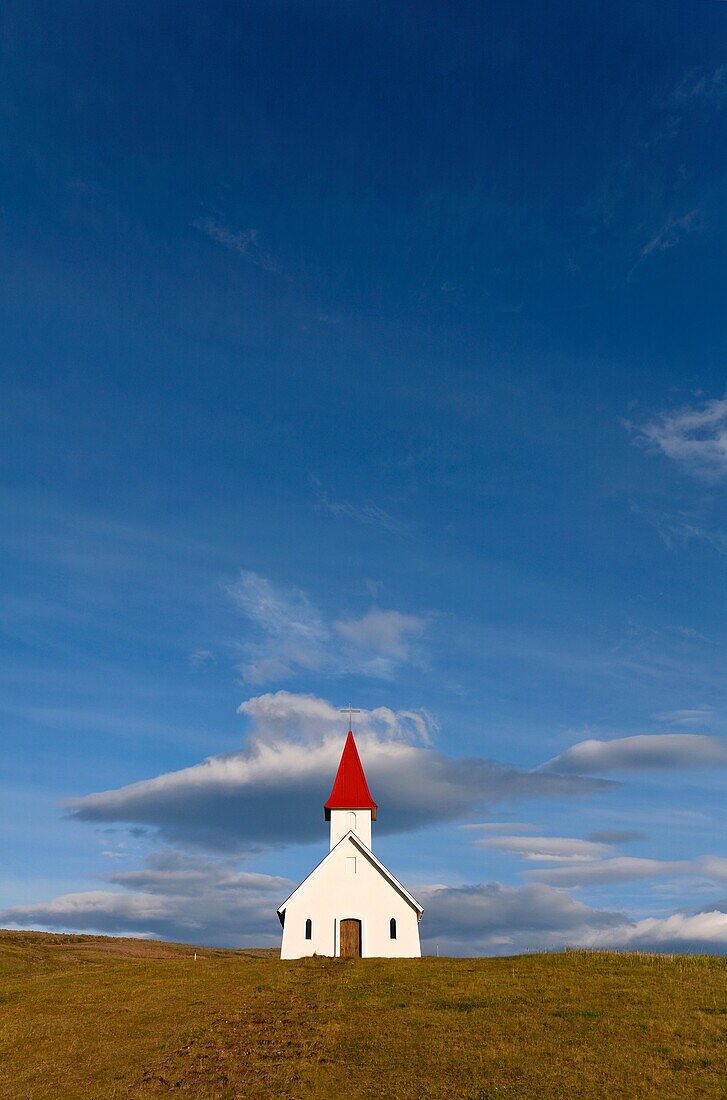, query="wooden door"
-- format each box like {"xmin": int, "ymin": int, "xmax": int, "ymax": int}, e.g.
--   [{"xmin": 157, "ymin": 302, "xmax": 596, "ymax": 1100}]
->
[{"xmin": 339, "ymin": 919, "xmax": 361, "ymax": 958}]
